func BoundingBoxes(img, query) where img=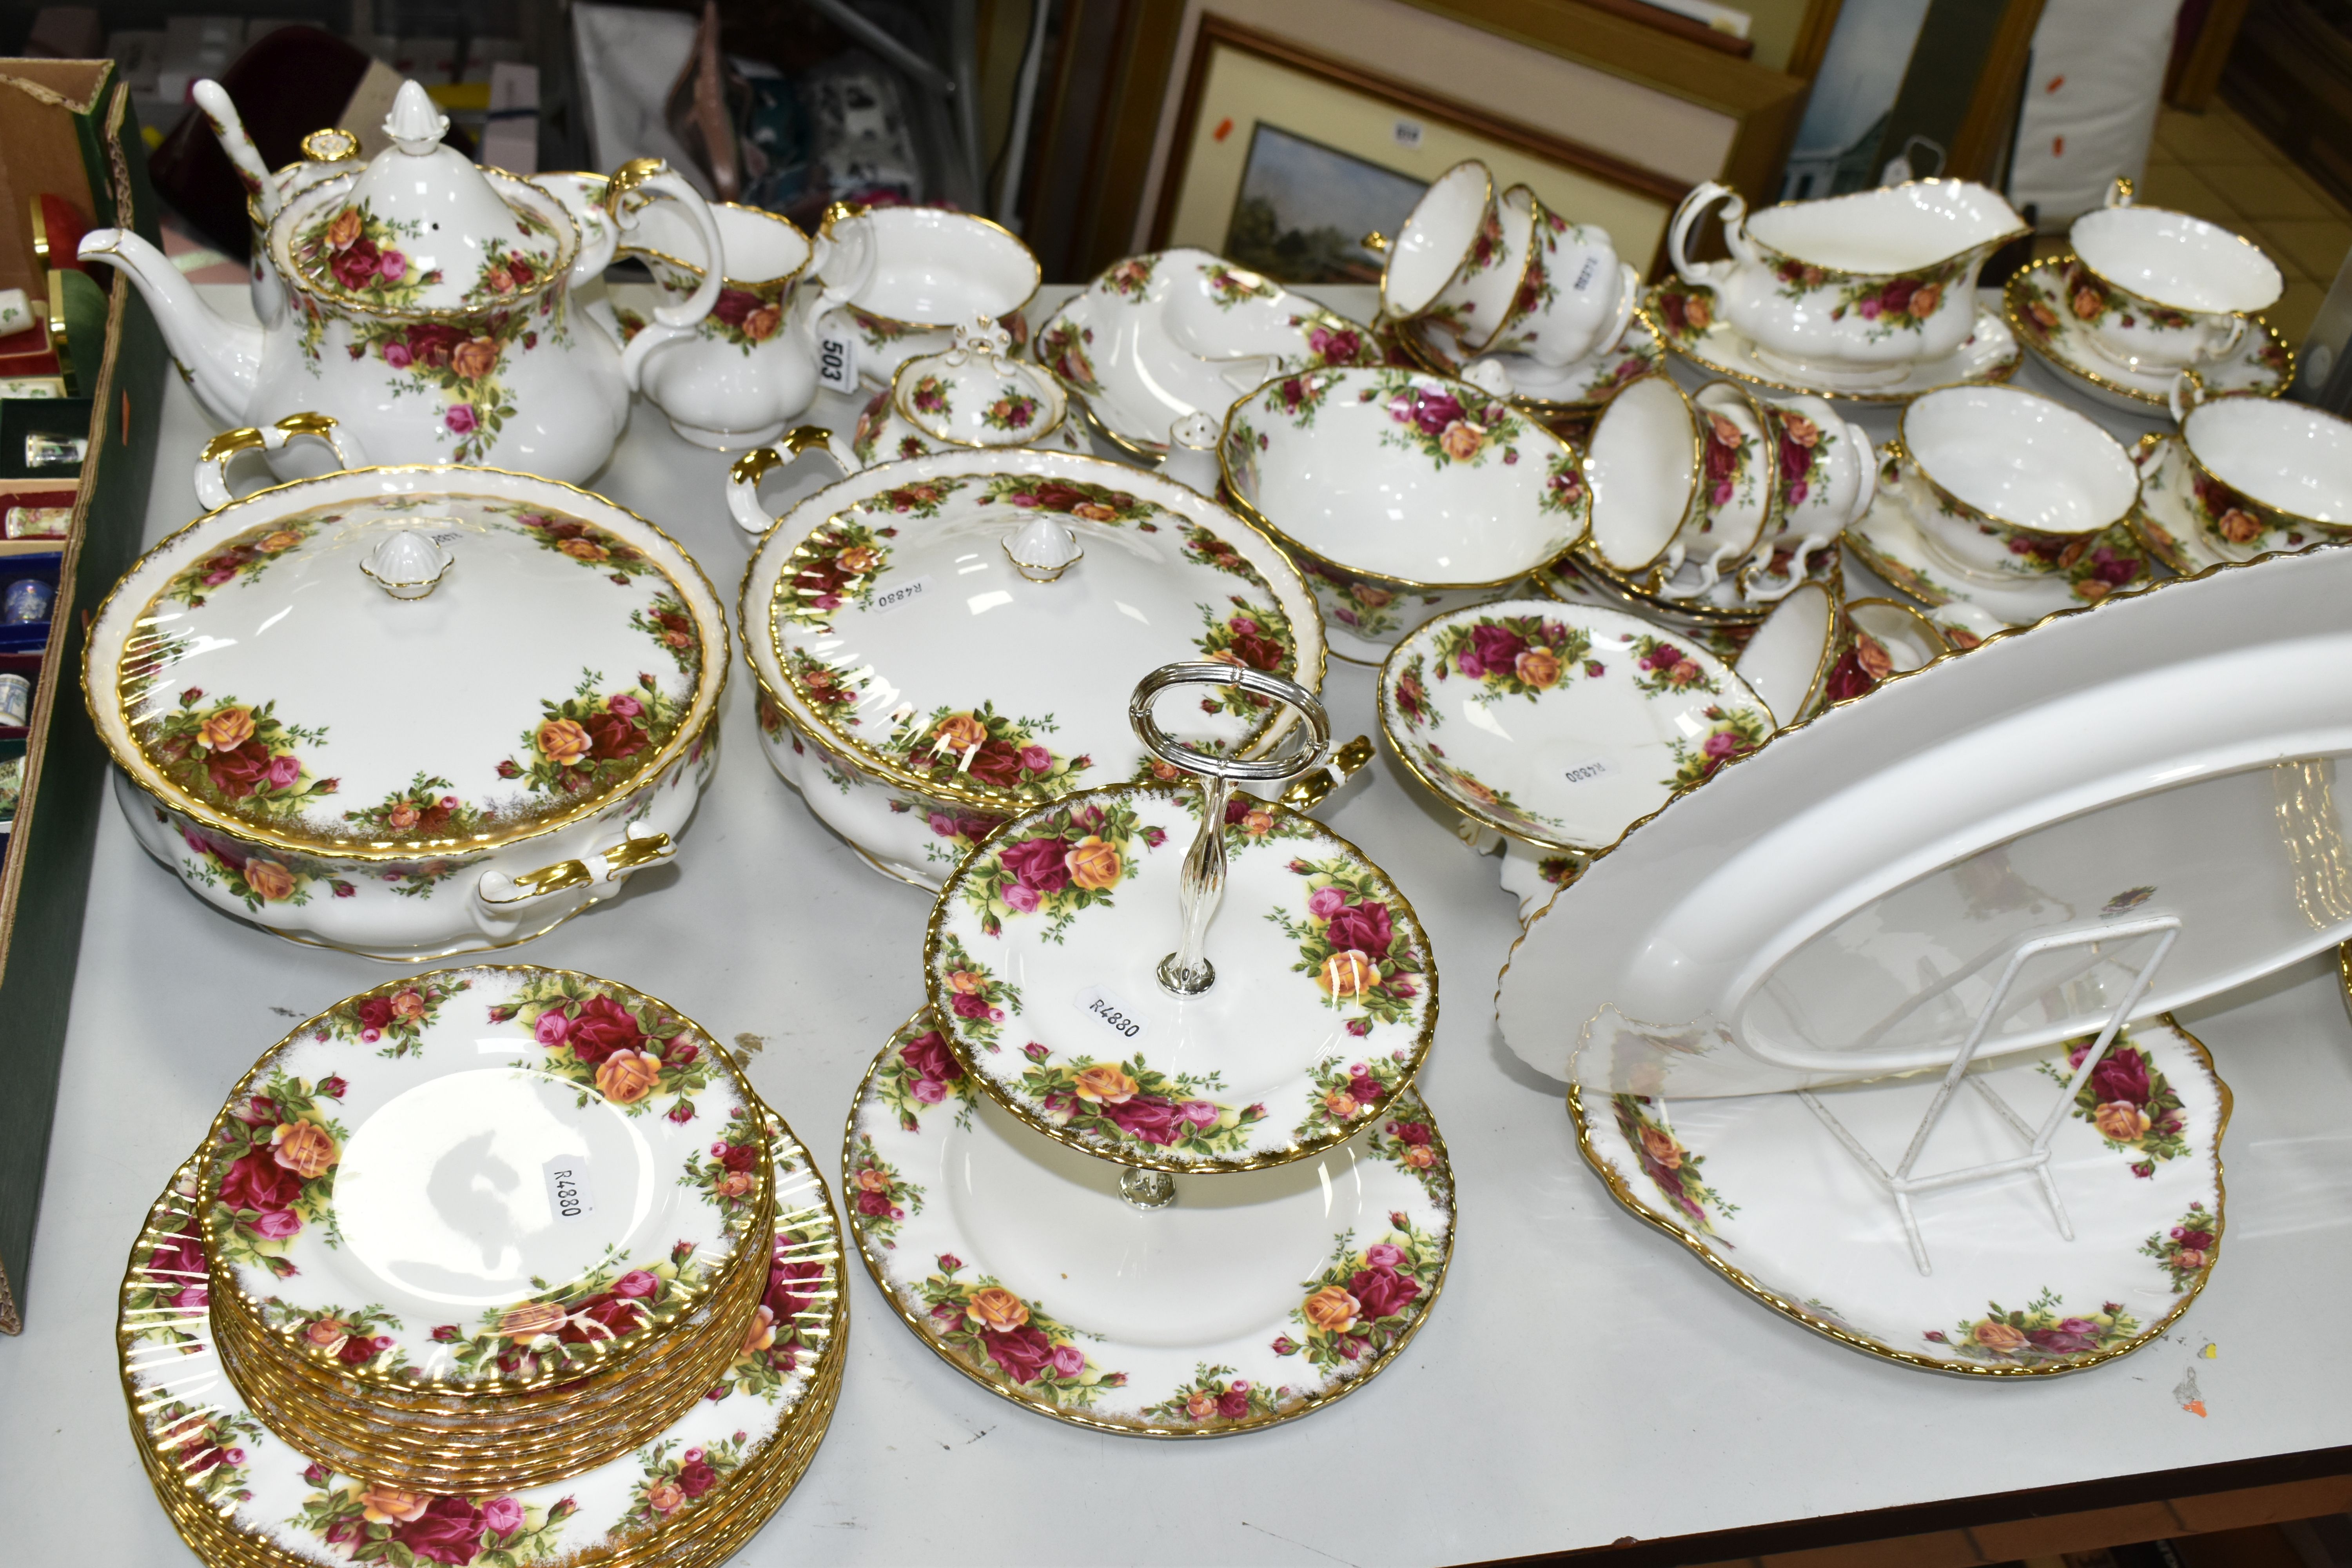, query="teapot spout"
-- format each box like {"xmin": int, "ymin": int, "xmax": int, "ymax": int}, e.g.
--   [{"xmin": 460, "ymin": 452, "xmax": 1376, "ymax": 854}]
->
[{"xmin": 79, "ymin": 229, "xmax": 262, "ymax": 425}]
